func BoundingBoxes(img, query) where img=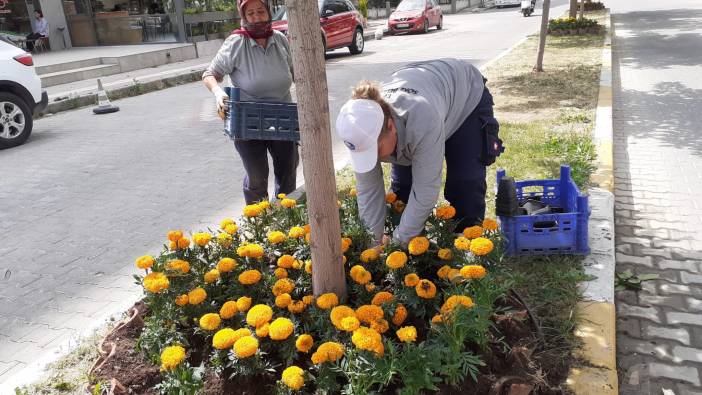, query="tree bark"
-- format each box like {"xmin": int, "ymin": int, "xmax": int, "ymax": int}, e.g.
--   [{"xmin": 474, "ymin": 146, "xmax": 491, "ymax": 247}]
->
[
  {"xmin": 285, "ymin": 0, "xmax": 347, "ymax": 299},
  {"xmin": 534, "ymin": 0, "xmax": 550, "ymax": 72},
  {"xmin": 569, "ymin": 0, "xmax": 577, "ymax": 18},
  {"xmin": 578, "ymin": 0, "xmax": 585, "ymax": 19}
]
